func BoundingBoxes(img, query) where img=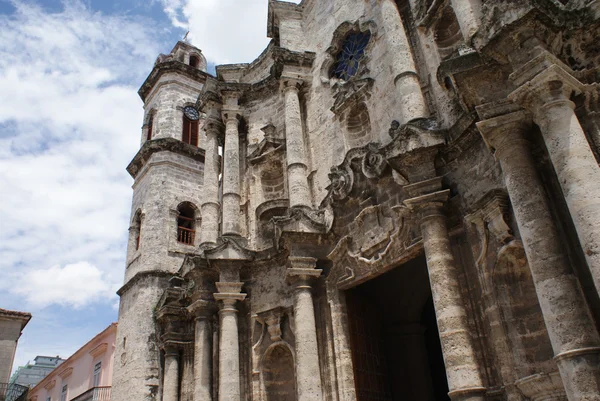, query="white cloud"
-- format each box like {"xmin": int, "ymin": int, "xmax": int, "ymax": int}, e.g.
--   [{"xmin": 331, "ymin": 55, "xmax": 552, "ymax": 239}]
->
[
  {"xmin": 0, "ymin": 1, "xmax": 161, "ymax": 310},
  {"xmin": 159, "ymin": 0, "xmax": 301, "ymax": 65},
  {"xmin": 13, "ymin": 262, "xmax": 117, "ymax": 308}
]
